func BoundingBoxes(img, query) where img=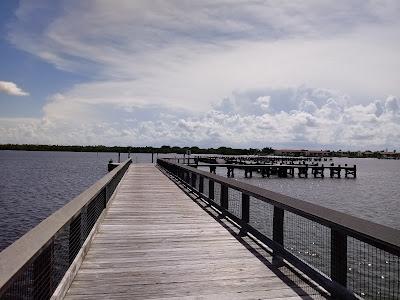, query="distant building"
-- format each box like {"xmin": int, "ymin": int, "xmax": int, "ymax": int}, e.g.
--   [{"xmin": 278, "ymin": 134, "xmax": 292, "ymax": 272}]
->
[
  {"xmin": 381, "ymin": 152, "xmax": 400, "ymax": 159},
  {"xmin": 274, "ymin": 149, "xmax": 330, "ymax": 157},
  {"xmin": 362, "ymin": 150, "xmax": 374, "ymax": 157},
  {"xmin": 307, "ymin": 150, "xmax": 330, "ymax": 157},
  {"xmin": 274, "ymin": 149, "xmax": 308, "ymax": 156}
]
